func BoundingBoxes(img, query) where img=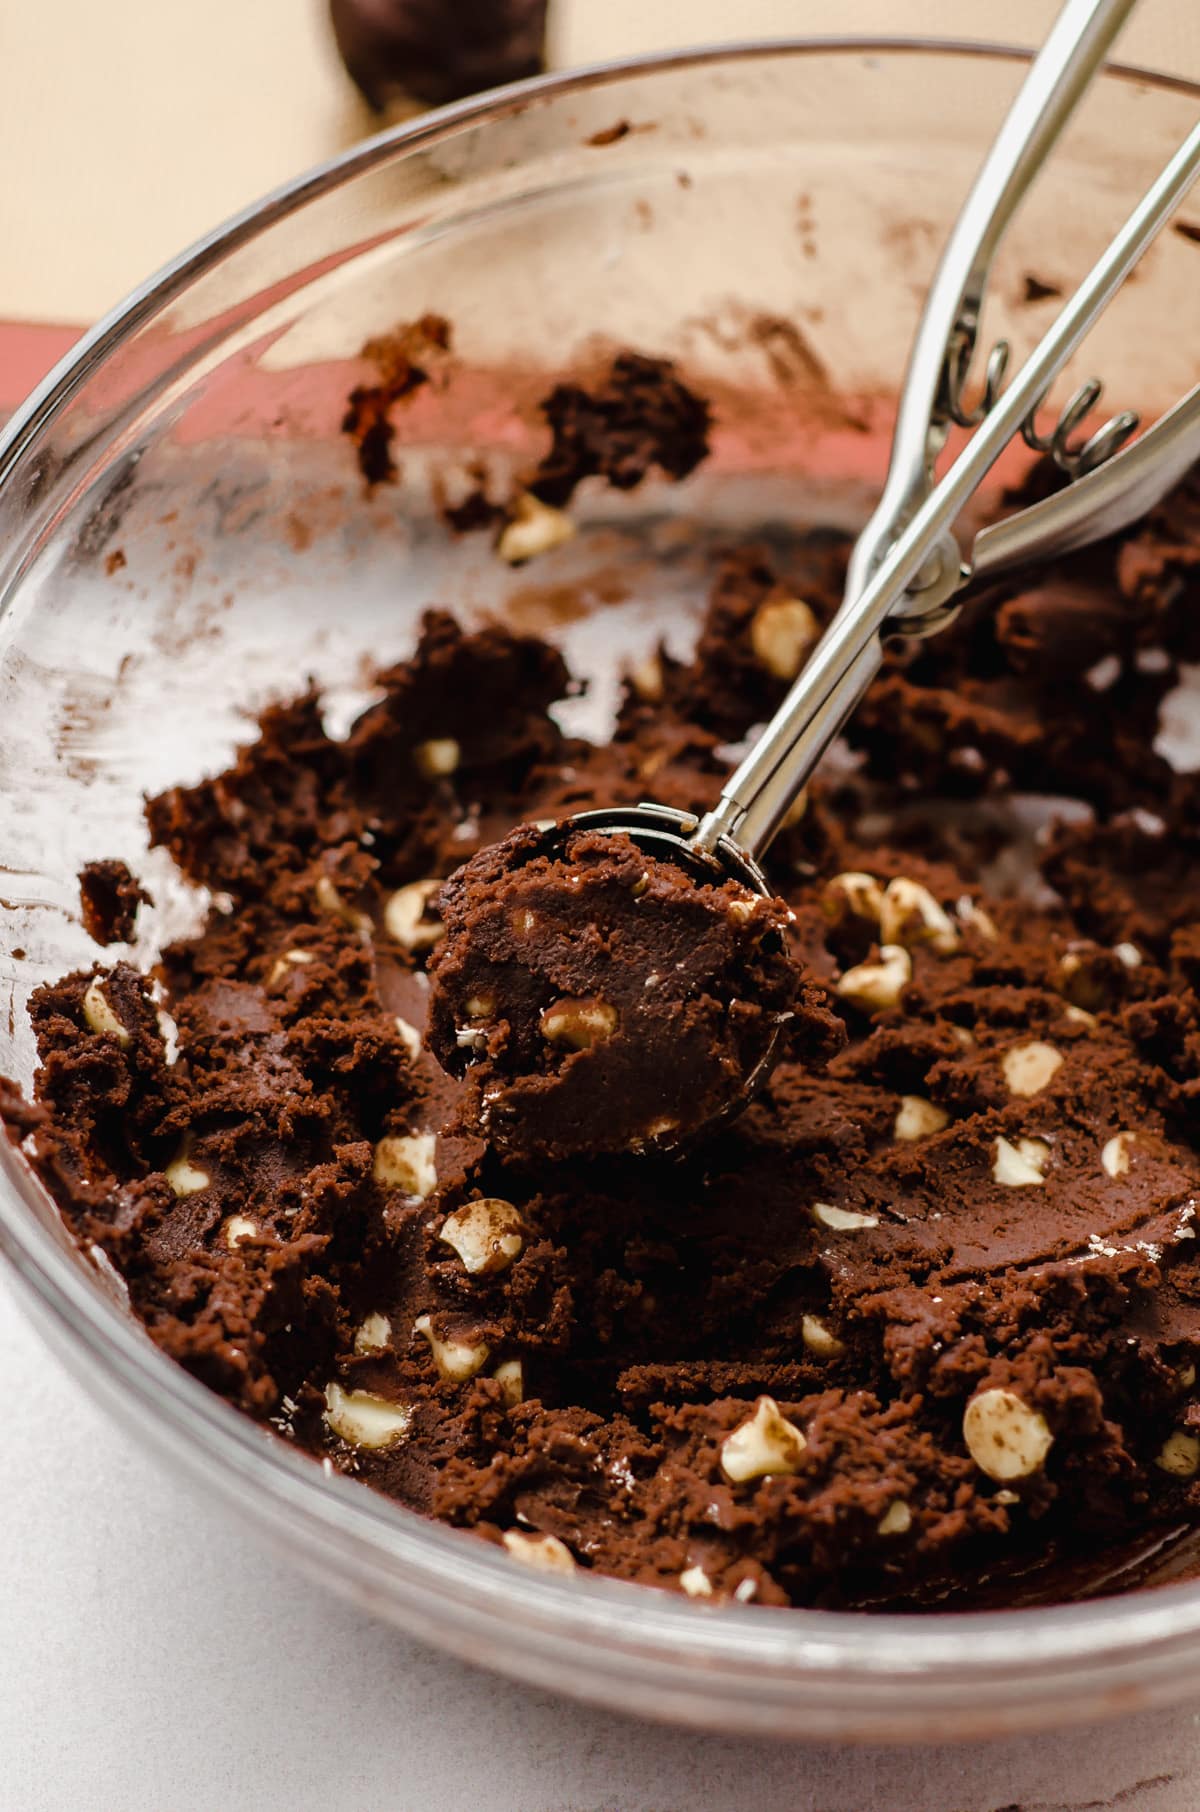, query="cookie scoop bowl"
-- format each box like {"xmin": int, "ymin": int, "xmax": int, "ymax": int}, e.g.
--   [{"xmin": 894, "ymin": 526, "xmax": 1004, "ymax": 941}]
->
[
  {"xmin": 2, "ymin": 41, "xmax": 1200, "ymax": 1740},
  {"xmin": 423, "ymin": 813, "xmax": 810, "ymax": 1159}
]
